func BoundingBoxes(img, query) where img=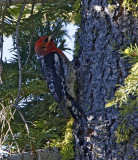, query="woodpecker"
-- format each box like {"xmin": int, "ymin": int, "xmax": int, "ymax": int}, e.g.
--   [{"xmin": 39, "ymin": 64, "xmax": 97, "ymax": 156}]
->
[{"xmin": 35, "ymin": 36, "xmax": 85, "ymax": 121}]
